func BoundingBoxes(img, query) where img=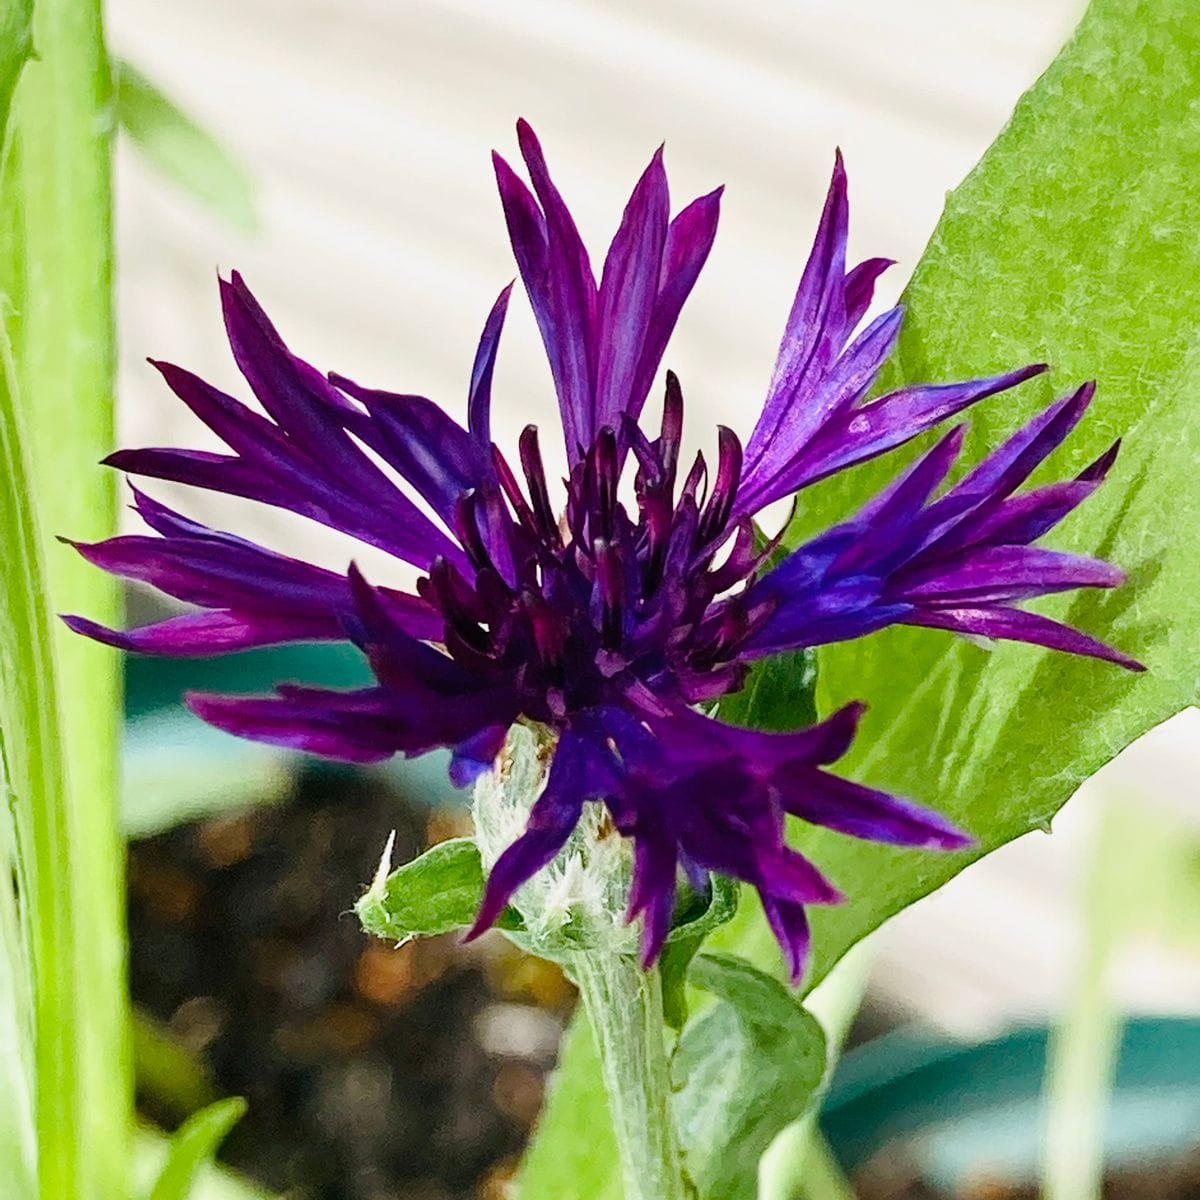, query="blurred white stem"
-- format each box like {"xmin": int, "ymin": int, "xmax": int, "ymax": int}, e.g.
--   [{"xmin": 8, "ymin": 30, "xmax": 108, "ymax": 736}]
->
[{"xmin": 1041, "ymin": 801, "xmax": 1127, "ymax": 1200}]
